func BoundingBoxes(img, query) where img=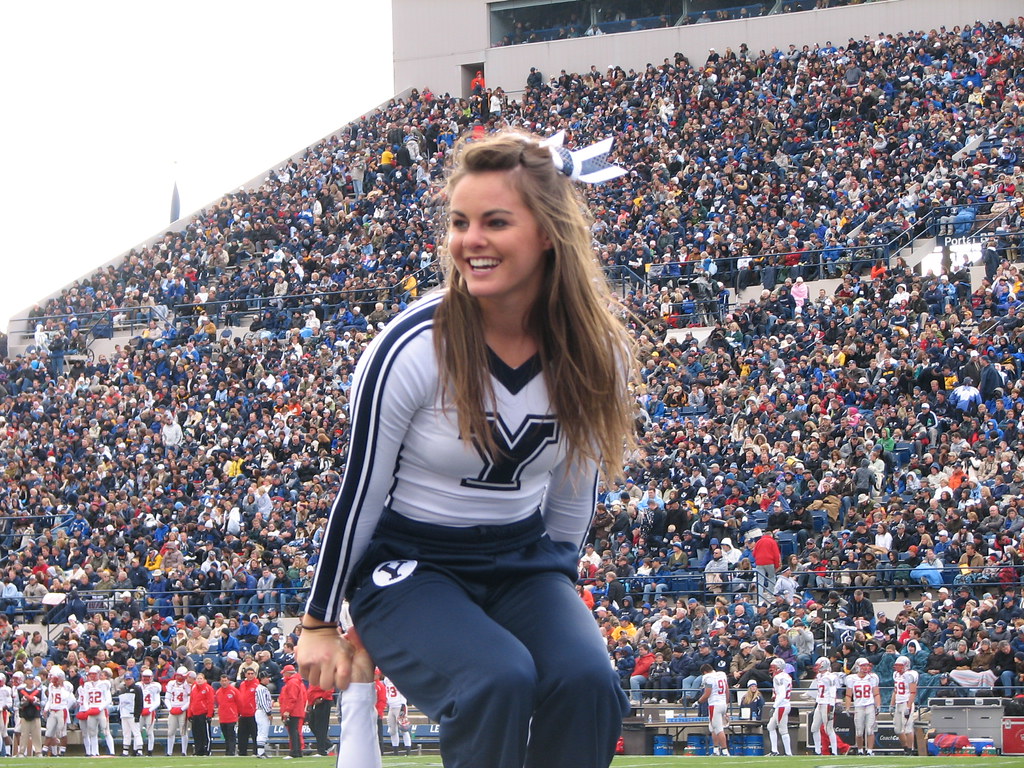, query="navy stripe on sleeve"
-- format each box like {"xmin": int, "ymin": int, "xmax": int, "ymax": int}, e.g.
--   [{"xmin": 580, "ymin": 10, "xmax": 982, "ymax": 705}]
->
[{"xmin": 307, "ymin": 295, "xmax": 440, "ymax": 620}]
